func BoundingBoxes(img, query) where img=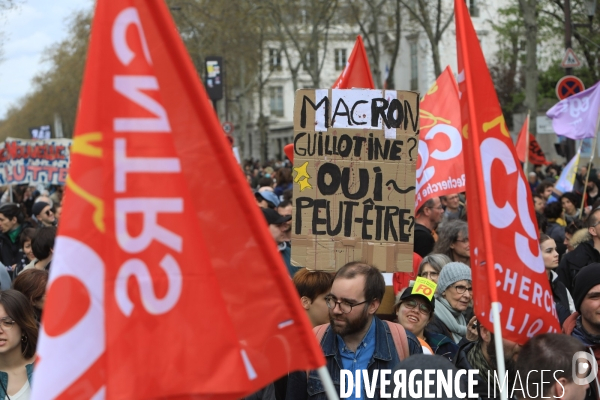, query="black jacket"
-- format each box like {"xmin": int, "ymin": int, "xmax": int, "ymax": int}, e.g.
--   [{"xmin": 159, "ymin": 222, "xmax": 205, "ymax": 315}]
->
[
  {"xmin": 556, "ymin": 240, "xmax": 600, "ymax": 293},
  {"xmin": 414, "ymin": 223, "xmax": 435, "ymax": 258},
  {"xmin": 0, "ymin": 222, "xmax": 31, "ymax": 268}
]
